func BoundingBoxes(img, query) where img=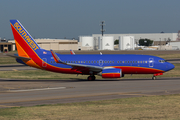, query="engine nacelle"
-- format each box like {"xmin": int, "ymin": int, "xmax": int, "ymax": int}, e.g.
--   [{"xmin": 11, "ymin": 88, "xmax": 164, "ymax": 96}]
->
[{"xmin": 101, "ymin": 68, "xmax": 122, "ymax": 78}]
